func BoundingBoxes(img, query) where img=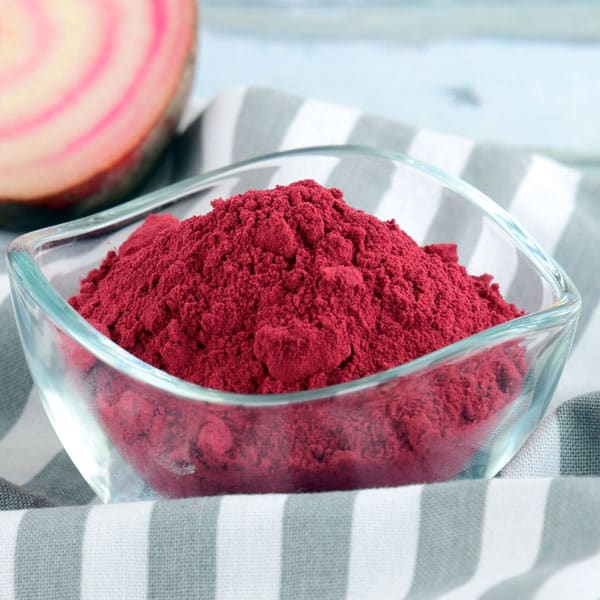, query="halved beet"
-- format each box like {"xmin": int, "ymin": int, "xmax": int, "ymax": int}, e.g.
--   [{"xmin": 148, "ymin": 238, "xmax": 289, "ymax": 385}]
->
[{"xmin": 0, "ymin": 0, "xmax": 197, "ymax": 228}]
